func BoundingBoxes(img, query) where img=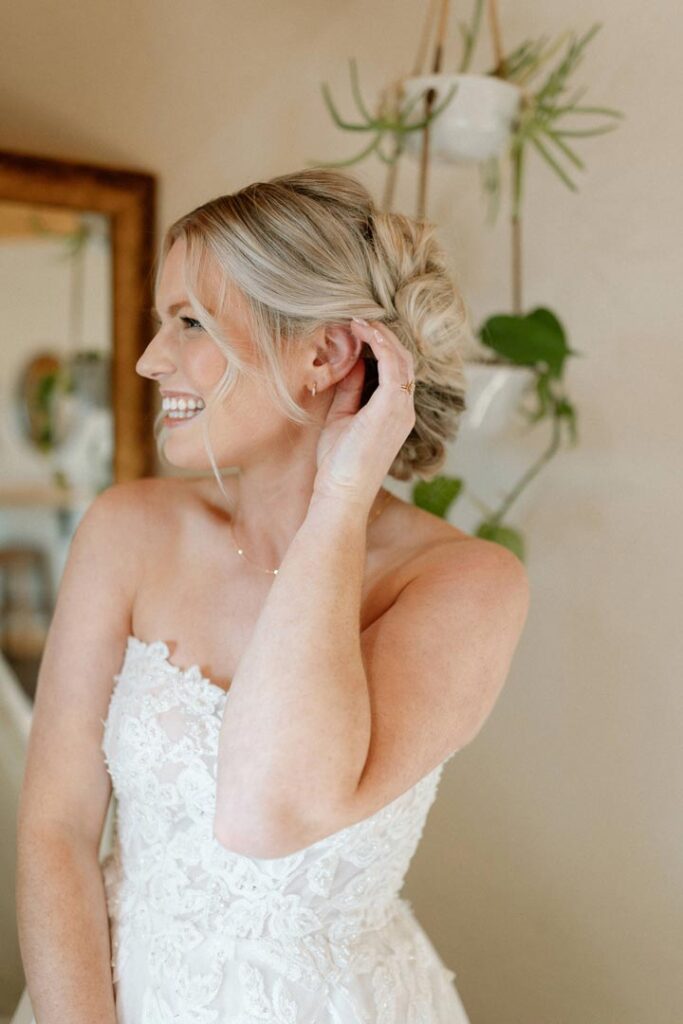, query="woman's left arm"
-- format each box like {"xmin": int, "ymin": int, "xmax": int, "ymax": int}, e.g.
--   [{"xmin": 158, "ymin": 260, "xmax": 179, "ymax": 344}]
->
[{"xmin": 213, "ymin": 491, "xmax": 374, "ymax": 858}]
